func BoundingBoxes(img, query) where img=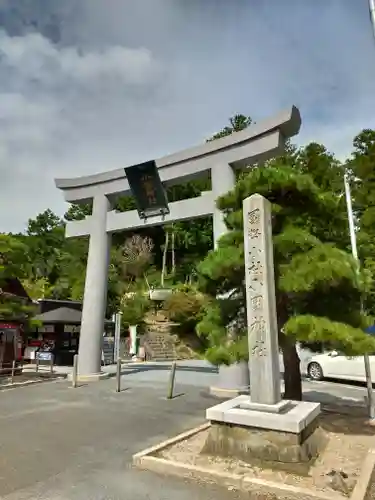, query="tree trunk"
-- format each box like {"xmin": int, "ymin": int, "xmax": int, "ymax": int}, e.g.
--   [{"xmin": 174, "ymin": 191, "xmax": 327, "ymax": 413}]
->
[
  {"xmin": 280, "ymin": 334, "xmax": 302, "ymax": 401},
  {"xmin": 161, "ymin": 229, "xmax": 169, "ymax": 287},
  {"xmin": 171, "ymin": 224, "xmax": 176, "ymax": 276},
  {"xmin": 143, "ymin": 272, "xmax": 151, "ymax": 291}
]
